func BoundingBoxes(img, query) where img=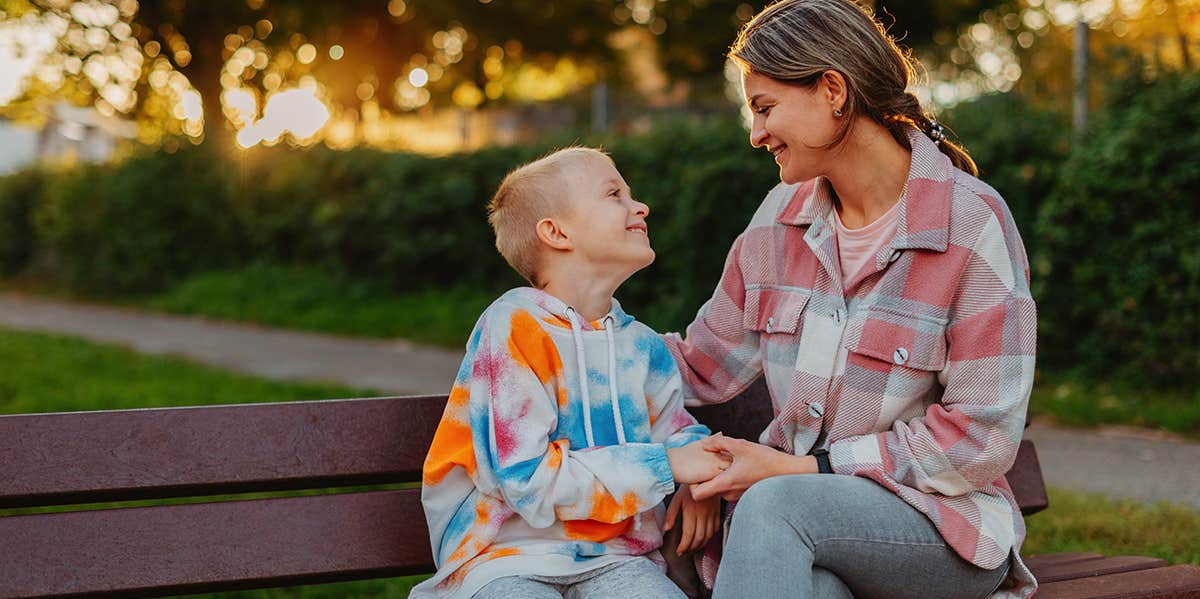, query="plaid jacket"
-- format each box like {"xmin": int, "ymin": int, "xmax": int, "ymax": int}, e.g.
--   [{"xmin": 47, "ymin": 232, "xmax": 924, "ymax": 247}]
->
[{"xmin": 665, "ymin": 129, "xmax": 1038, "ymax": 598}]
